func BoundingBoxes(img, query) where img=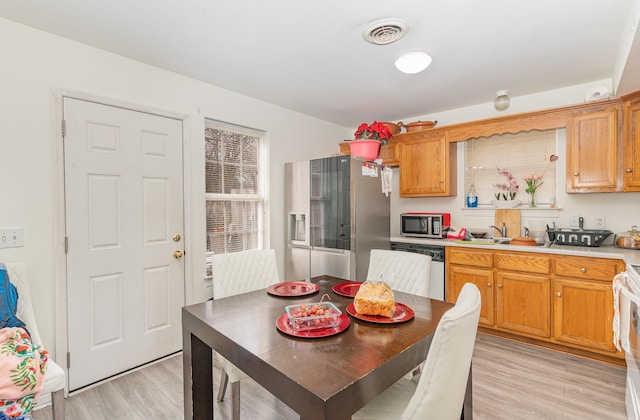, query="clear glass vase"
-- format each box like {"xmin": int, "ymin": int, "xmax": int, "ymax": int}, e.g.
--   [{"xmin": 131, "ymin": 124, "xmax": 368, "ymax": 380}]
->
[{"xmin": 528, "ymin": 192, "xmax": 536, "ymax": 208}]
